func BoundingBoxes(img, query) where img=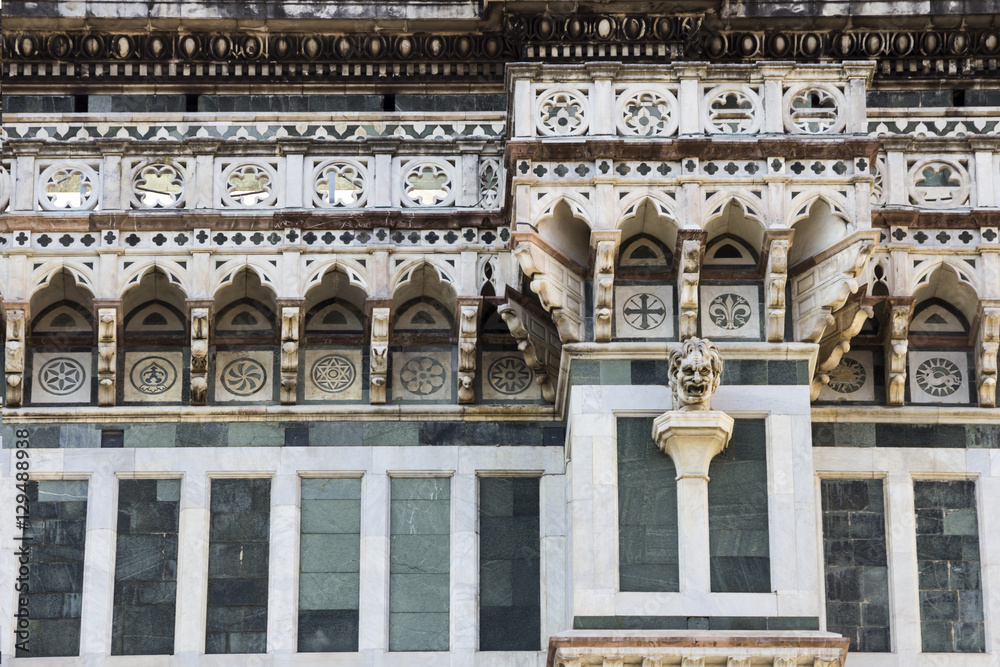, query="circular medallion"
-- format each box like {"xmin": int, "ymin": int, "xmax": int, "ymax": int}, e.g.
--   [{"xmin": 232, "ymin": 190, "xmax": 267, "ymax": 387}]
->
[
  {"xmin": 221, "ymin": 357, "xmax": 267, "ymax": 396},
  {"xmin": 310, "ymin": 354, "xmax": 356, "ymax": 393},
  {"xmin": 399, "ymin": 356, "xmax": 447, "ymax": 396},
  {"xmin": 622, "ymin": 293, "xmax": 667, "ymax": 331},
  {"xmin": 708, "ymin": 293, "xmax": 752, "ymax": 330},
  {"xmin": 827, "ymin": 357, "xmax": 866, "ymax": 394},
  {"xmin": 487, "ymin": 357, "xmax": 533, "ymax": 395},
  {"xmin": 129, "ymin": 356, "xmax": 178, "ymax": 395},
  {"xmin": 915, "ymin": 357, "xmax": 963, "ymax": 397},
  {"xmin": 38, "ymin": 357, "xmax": 86, "ymax": 395}
]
